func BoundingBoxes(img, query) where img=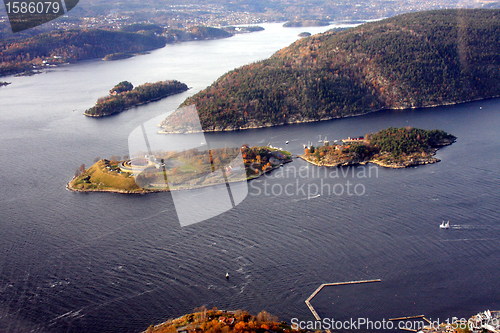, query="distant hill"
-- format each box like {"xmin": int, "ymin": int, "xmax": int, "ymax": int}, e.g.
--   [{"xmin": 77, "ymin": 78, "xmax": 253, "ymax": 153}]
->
[{"xmin": 173, "ymin": 9, "xmax": 500, "ymax": 132}]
